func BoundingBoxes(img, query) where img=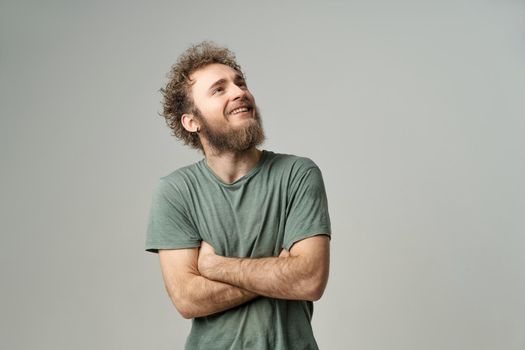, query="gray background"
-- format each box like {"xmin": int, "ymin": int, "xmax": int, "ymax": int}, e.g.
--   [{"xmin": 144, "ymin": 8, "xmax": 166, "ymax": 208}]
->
[{"xmin": 1, "ymin": 0, "xmax": 524, "ymax": 349}]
